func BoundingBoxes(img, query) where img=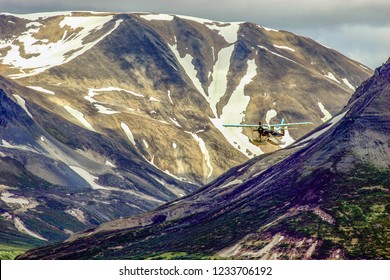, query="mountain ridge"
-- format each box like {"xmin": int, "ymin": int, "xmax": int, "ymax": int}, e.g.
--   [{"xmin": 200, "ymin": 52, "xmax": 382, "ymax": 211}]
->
[
  {"xmin": 17, "ymin": 58, "xmax": 389, "ymax": 259},
  {"xmin": 0, "ymin": 11, "xmax": 374, "ymax": 250},
  {"xmin": 0, "ymin": 73, "xmax": 197, "ymax": 246}
]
